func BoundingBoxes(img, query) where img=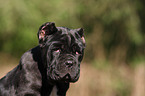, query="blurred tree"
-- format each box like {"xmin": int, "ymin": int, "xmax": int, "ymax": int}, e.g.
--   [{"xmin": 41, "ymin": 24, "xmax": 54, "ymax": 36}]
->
[
  {"xmin": 0, "ymin": 0, "xmax": 145, "ymax": 65},
  {"xmin": 75, "ymin": 0, "xmax": 145, "ymax": 64},
  {"xmin": 0, "ymin": 0, "xmax": 81, "ymax": 57}
]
